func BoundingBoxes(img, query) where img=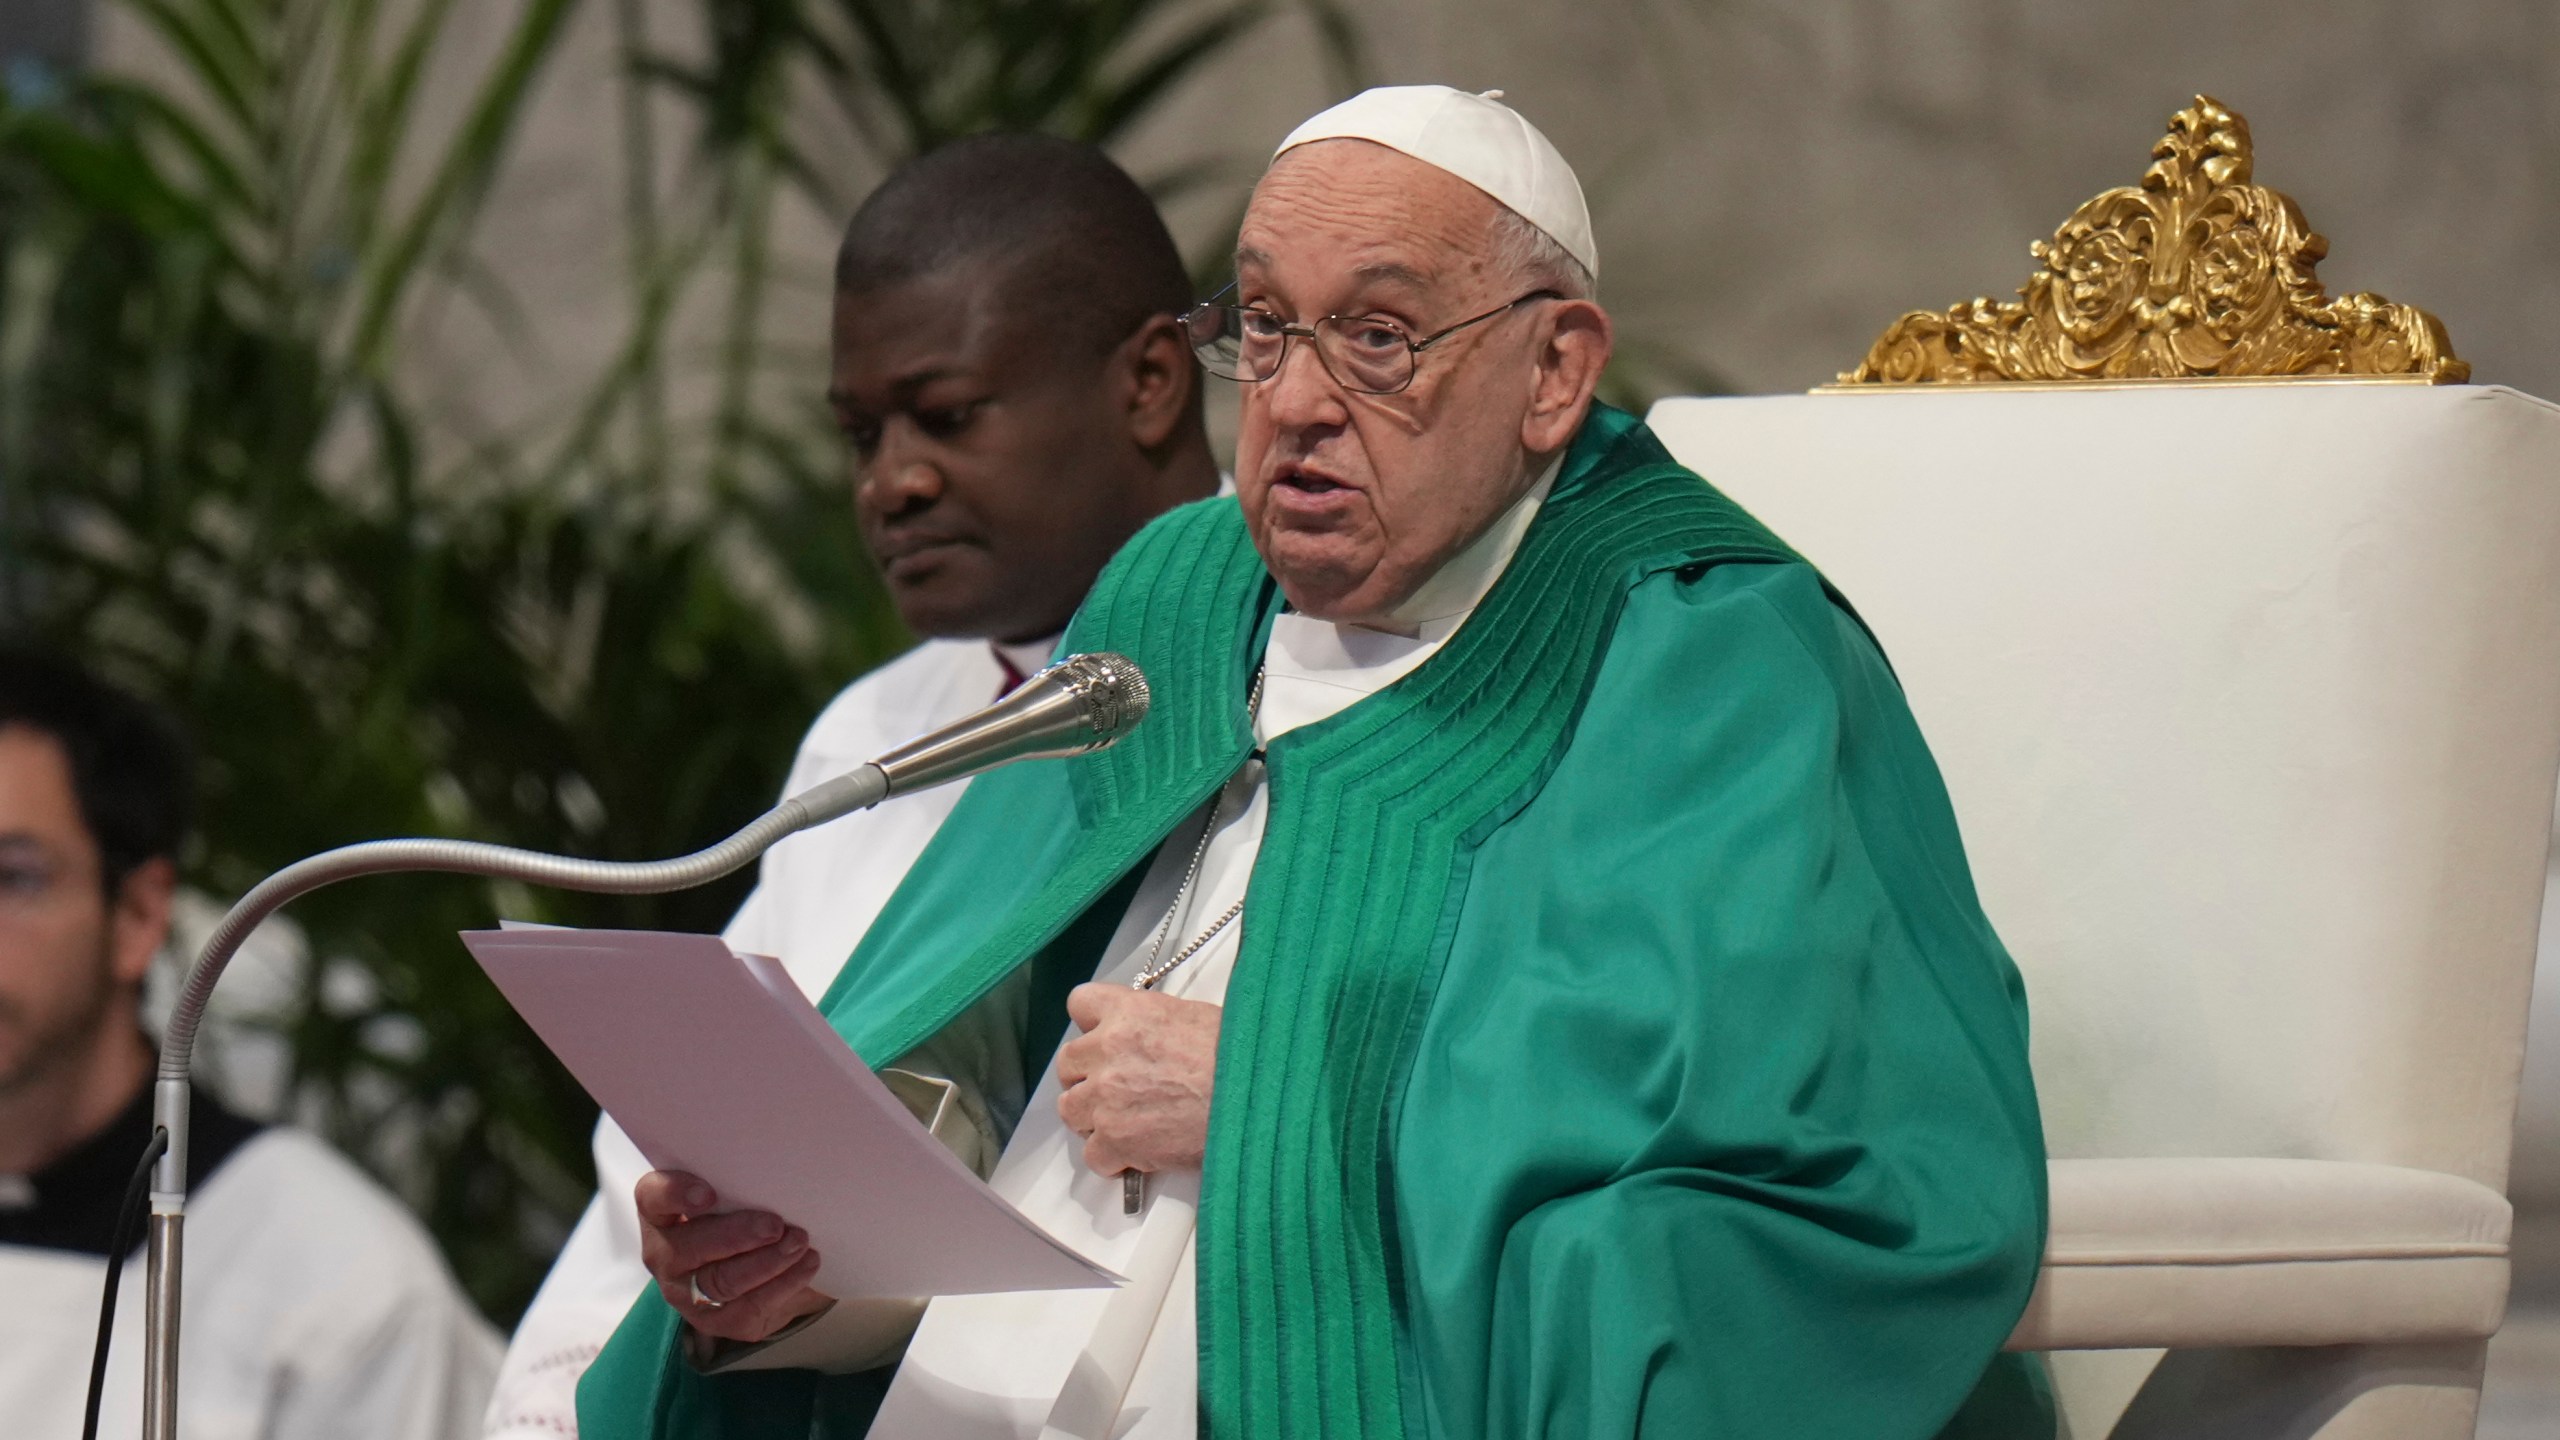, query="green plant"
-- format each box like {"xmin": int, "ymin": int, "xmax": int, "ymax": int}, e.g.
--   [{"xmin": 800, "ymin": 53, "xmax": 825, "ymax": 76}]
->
[
  {"xmin": 1, "ymin": 0, "xmax": 1363, "ymax": 1323},
  {"xmin": 0, "ymin": 0, "xmax": 908, "ymax": 1319}
]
